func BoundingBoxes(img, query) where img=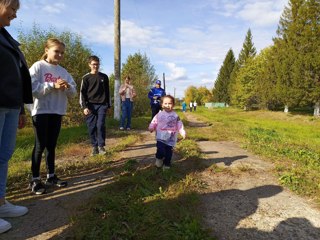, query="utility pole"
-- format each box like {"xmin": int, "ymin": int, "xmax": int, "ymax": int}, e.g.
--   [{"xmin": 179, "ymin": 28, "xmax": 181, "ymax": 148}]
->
[
  {"xmin": 114, "ymin": 0, "xmax": 121, "ymax": 120},
  {"xmin": 163, "ymin": 73, "xmax": 166, "ymax": 92}
]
